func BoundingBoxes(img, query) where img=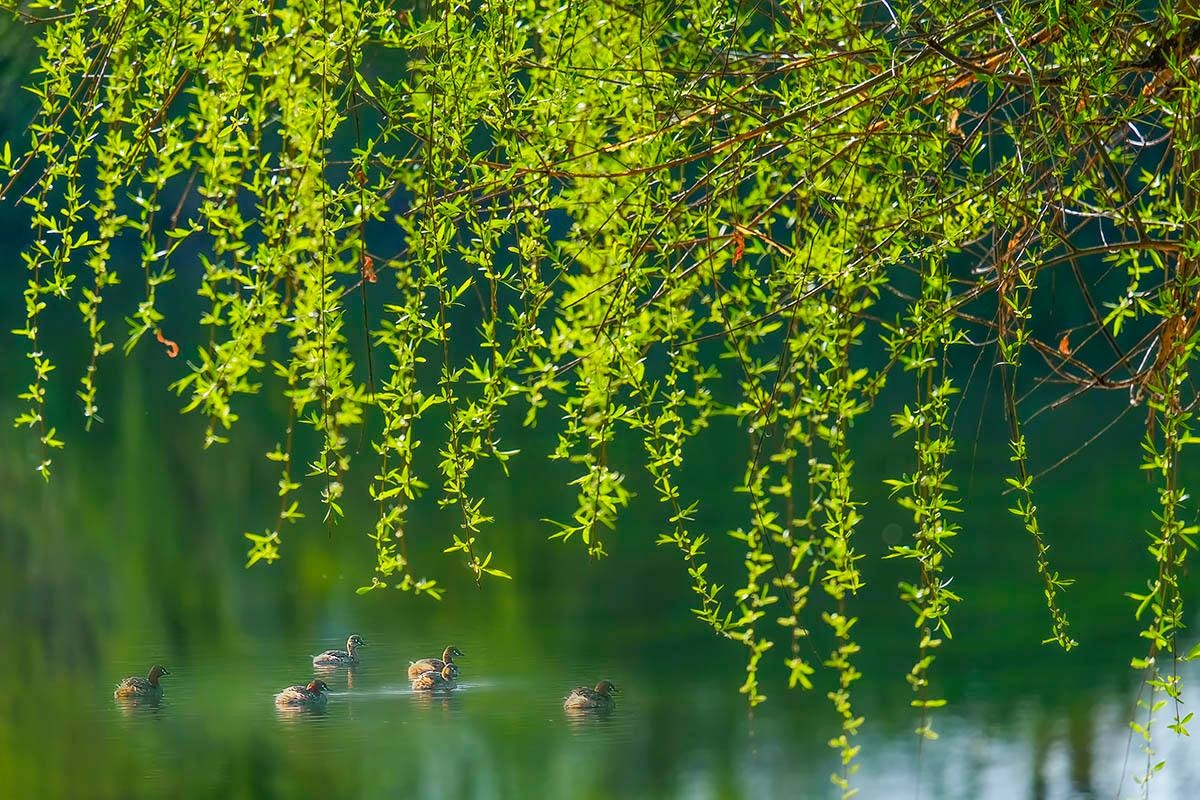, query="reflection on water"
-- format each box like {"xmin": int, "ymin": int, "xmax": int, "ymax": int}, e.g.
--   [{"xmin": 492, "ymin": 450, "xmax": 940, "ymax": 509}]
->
[
  {"xmin": 5, "ymin": 450, "xmax": 1200, "ymax": 797},
  {"xmin": 113, "ymin": 697, "xmax": 165, "ymax": 719},
  {"xmin": 408, "ymin": 690, "xmax": 463, "ymax": 717},
  {"xmin": 36, "ymin": 636, "xmax": 1181, "ymax": 799},
  {"xmin": 274, "ymin": 704, "xmax": 329, "ymax": 722},
  {"xmin": 1, "ymin": 337, "xmax": 1199, "ymax": 799},
  {"xmin": 564, "ymin": 705, "xmax": 617, "ymax": 719}
]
